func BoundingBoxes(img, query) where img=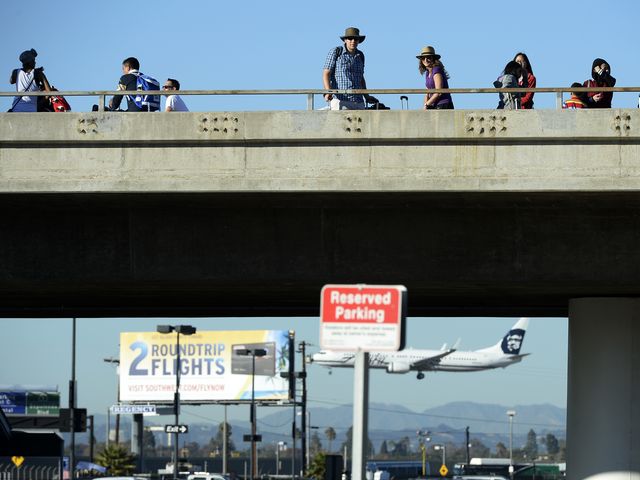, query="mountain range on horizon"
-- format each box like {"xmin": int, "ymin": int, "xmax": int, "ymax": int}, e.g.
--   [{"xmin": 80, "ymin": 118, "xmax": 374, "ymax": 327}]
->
[{"xmin": 83, "ymin": 400, "xmax": 566, "ymax": 451}]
